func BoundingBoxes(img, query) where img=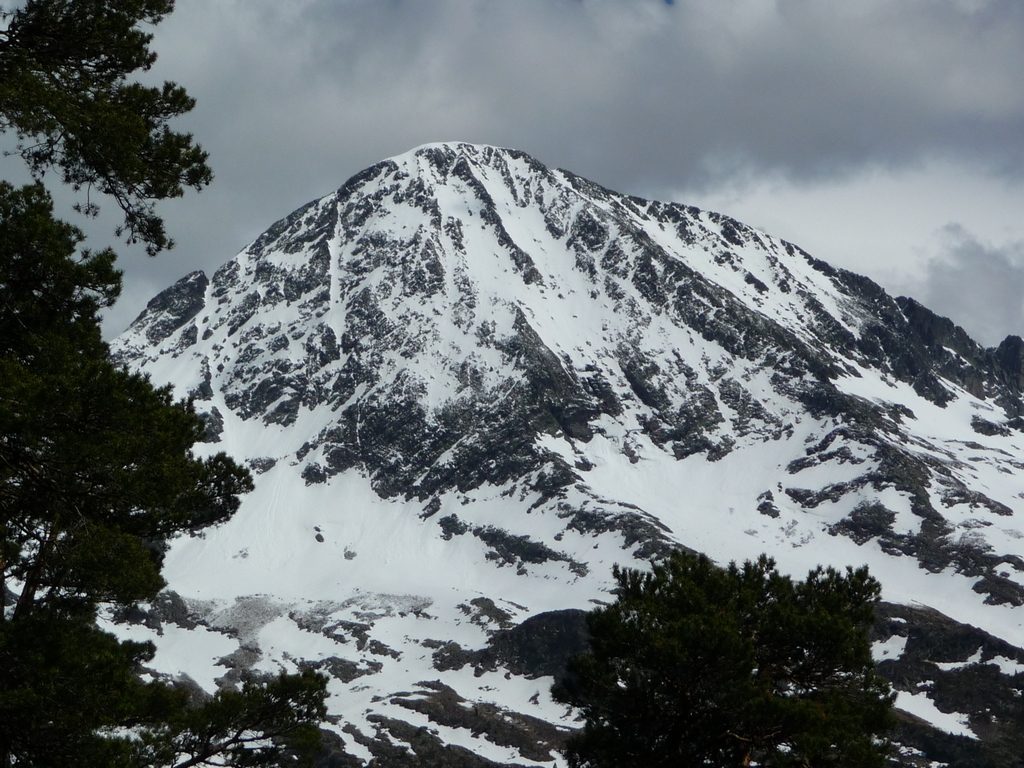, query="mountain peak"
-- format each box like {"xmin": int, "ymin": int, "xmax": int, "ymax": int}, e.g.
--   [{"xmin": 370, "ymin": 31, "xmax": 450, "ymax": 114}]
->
[
  {"xmin": 112, "ymin": 145, "xmax": 1024, "ymax": 766},
  {"xmin": 392, "ymin": 139, "xmax": 513, "ymax": 159}
]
